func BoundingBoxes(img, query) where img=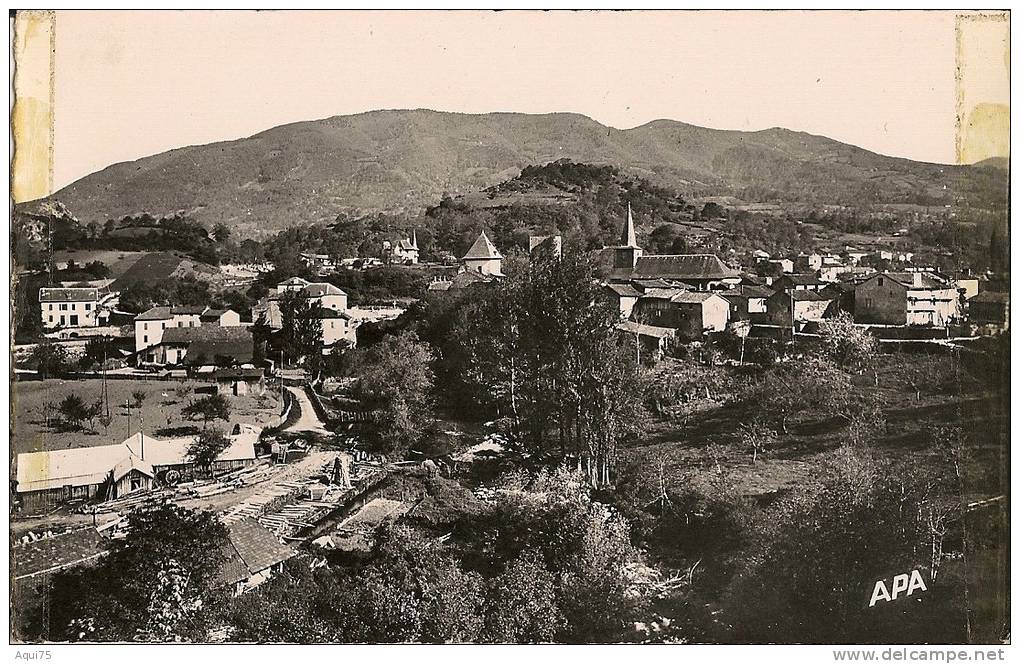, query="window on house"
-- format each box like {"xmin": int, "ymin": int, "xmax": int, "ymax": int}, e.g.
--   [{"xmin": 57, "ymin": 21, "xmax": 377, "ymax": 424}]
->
[
  {"xmin": 48, "ymin": 304, "xmax": 53, "ymax": 311},
  {"xmin": 59, "ymin": 316, "xmax": 65, "ymax": 325},
  {"xmin": 878, "ymin": 278, "xmax": 884, "ymax": 286},
  {"xmin": 48, "ymin": 315, "xmax": 53, "ymax": 323},
  {"xmin": 85, "ymin": 303, "xmax": 92, "ymax": 311},
  {"xmin": 59, "ymin": 303, "xmax": 68, "ymax": 311},
  {"xmin": 143, "ymin": 335, "xmax": 148, "ymax": 343},
  {"xmin": 70, "ymin": 315, "xmax": 79, "ymax": 326},
  {"xmin": 131, "ymin": 477, "xmax": 141, "ymax": 491}
]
